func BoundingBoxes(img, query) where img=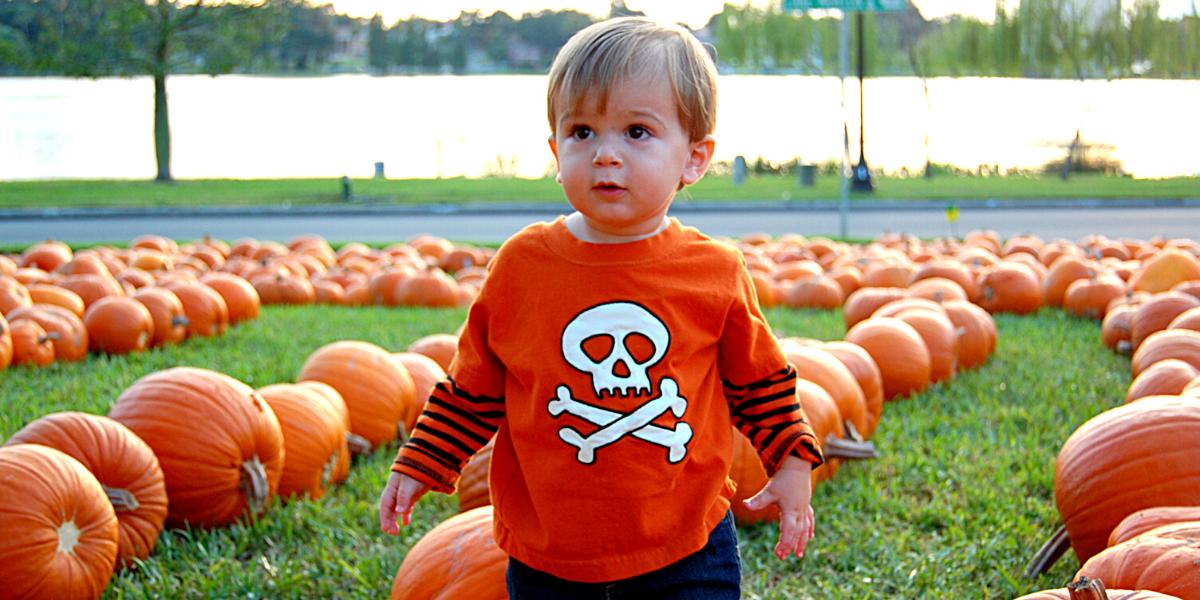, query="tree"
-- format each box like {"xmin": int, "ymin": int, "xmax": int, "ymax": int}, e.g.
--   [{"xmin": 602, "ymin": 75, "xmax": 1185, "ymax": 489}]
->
[{"xmin": 36, "ymin": 0, "xmax": 281, "ymax": 183}]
